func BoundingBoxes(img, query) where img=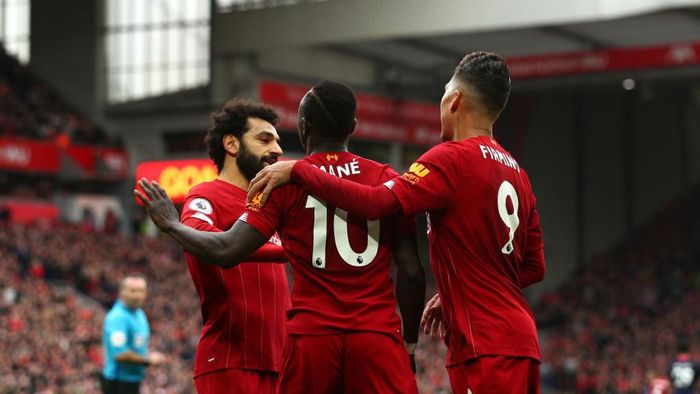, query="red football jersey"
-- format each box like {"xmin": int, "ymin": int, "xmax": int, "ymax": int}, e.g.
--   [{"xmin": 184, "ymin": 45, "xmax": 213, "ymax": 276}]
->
[
  {"xmin": 181, "ymin": 179, "xmax": 290, "ymax": 377},
  {"xmin": 386, "ymin": 136, "xmax": 544, "ymax": 365},
  {"xmin": 241, "ymin": 152, "xmax": 414, "ymax": 337}
]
